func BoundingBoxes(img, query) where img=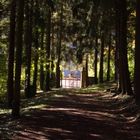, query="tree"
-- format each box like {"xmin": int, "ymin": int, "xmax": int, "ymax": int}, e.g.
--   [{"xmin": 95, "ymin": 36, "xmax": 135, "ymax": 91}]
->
[
  {"xmin": 24, "ymin": 0, "xmax": 33, "ymax": 98},
  {"xmin": 56, "ymin": 2, "xmax": 63, "ymax": 88},
  {"xmin": 40, "ymin": 26, "xmax": 45, "ymax": 90},
  {"xmin": 94, "ymin": 36, "xmax": 98, "ymax": 84},
  {"xmin": 107, "ymin": 32, "xmax": 111, "ymax": 81},
  {"xmin": 32, "ymin": 0, "xmax": 40, "ymax": 95},
  {"xmin": 116, "ymin": 0, "xmax": 133, "ymax": 95},
  {"xmin": 7, "ymin": 0, "xmax": 16, "ymax": 107},
  {"xmin": 45, "ymin": 8, "xmax": 51, "ymax": 91},
  {"xmin": 99, "ymin": 33, "xmax": 105, "ymax": 83},
  {"xmin": 12, "ymin": 0, "xmax": 24, "ymax": 117},
  {"xmin": 134, "ymin": 0, "xmax": 140, "ymax": 104}
]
